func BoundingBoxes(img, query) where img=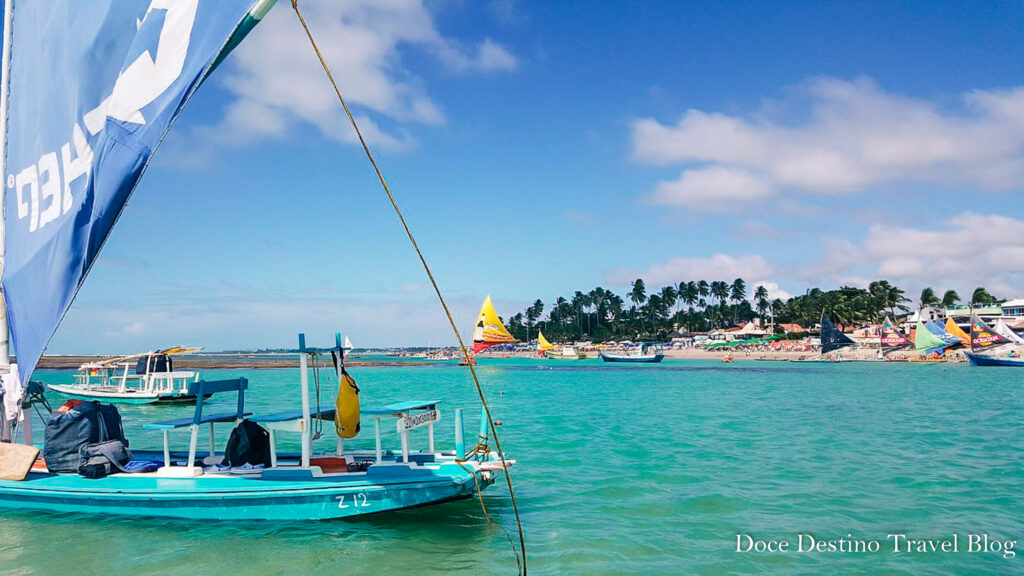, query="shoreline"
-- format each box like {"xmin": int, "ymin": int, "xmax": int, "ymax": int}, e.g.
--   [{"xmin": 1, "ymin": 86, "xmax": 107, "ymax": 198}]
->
[{"xmin": 34, "ymin": 355, "xmax": 441, "ymax": 370}]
